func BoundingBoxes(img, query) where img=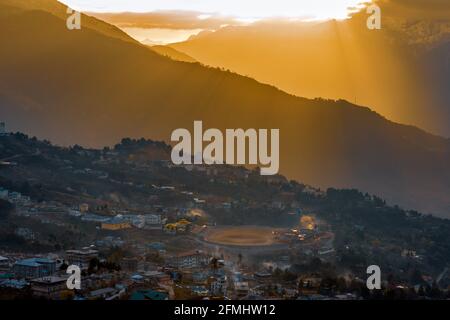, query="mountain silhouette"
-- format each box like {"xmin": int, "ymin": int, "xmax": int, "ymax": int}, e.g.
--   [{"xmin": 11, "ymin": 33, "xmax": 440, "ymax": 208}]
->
[
  {"xmin": 169, "ymin": 6, "xmax": 450, "ymax": 137},
  {"xmin": 150, "ymin": 45, "xmax": 197, "ymax": 63},
  {"xmin": 0, "ymin": 0, "xmax": 449, "ymax": 217}
]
